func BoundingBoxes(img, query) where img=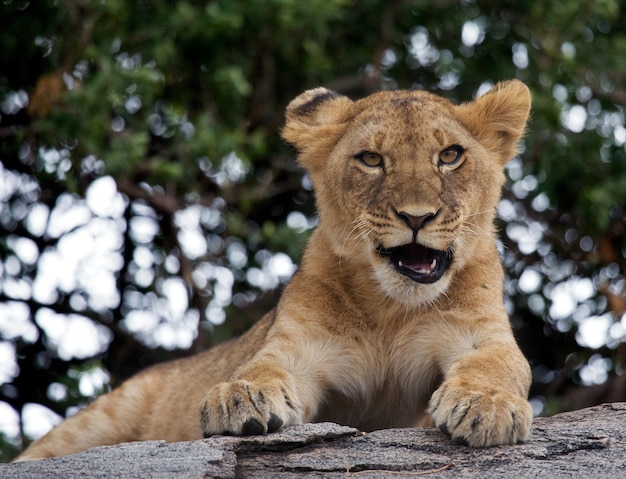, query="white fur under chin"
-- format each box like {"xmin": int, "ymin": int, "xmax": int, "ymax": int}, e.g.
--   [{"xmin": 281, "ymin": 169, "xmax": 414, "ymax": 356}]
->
[{"xmin": 372, "ymin": 264, "xmax": 452, "ymax": 309}]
